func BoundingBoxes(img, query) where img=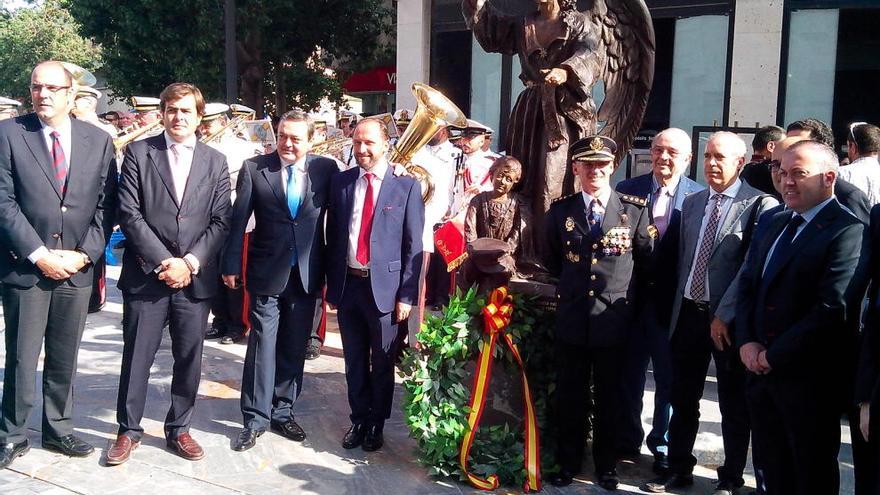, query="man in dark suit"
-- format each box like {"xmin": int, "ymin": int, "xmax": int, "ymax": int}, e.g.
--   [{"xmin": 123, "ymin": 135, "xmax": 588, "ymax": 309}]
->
[
  {"xmin": 107, "ymin": 83, "xmax": 231, "ymax": 465},
  {"xmin": 645, "ymin": 132, "xmax": 778, "ymax": 494},
  {"xmin": 856, "ymin": 204, "xmax": 880, "ymax": 494},
  {"xmin": 737, "ymin": 140, "xmax": 864, "ymax": 494},
  {"xmin": 326, "ymin": 118, "xmax": 424, "ymax": 452},
  {"xmin": 222, "ymin": 110, "xmax": 337, "ymax": 451},
  {"xmin": 0, "ymin": 61, "xmax": 117, "ymax": 468},
  {"xmin": 739, "ymin": 125, "xmax": 785, "ymax": 198},
  {"xmin": 615, "ymin": 128, "xmax": 704, "ymax": 471},
  {"xmin": 546, "ymin": 135, "xmax": 653, "ymax": 490}
]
